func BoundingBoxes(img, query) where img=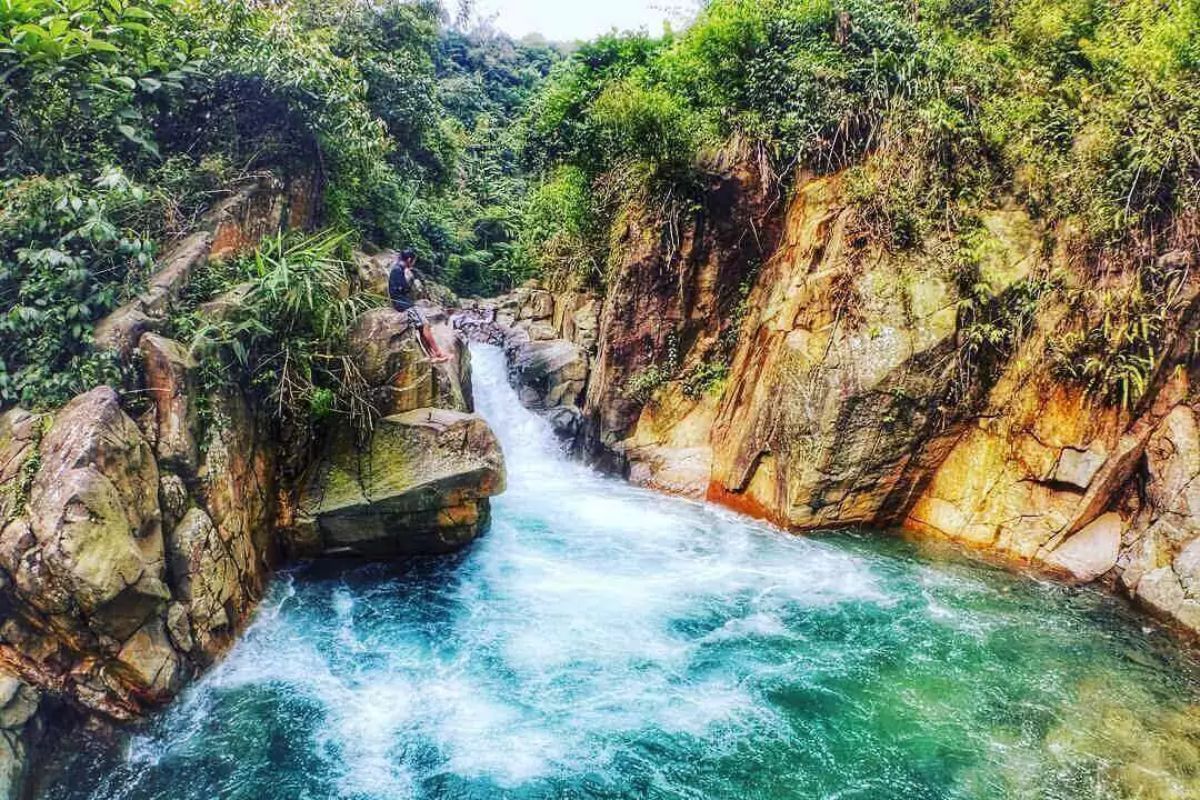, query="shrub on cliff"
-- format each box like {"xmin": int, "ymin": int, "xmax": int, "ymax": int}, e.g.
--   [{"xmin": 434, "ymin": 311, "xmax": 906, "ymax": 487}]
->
[
  {"xmin": 516, "ymin": 0, "xmax": 1200, "ymax": 407},
  {"xmin": 0, "ymin": 171, "xmax": 154, "ymax": 408},
  {"xmin": 175, "ymin": 229, "xmax": 375, "ymax": 430}
]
